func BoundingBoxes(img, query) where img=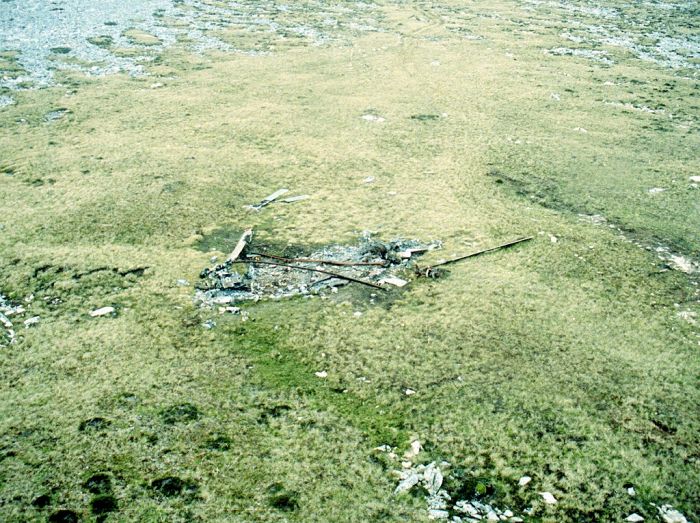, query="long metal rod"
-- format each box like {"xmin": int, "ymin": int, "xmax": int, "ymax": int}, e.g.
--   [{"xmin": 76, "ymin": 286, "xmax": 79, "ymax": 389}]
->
[
  {"xmin": 422, "ymin": 236, "xmax": 533, "ymax": 270},
  {"xmin": 233, "ymin": 259, "xmax": 385, "ymax": 289},
  {"xmin": 247, "ymin": 252, "xmax": 386, "ymax": 267}
]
